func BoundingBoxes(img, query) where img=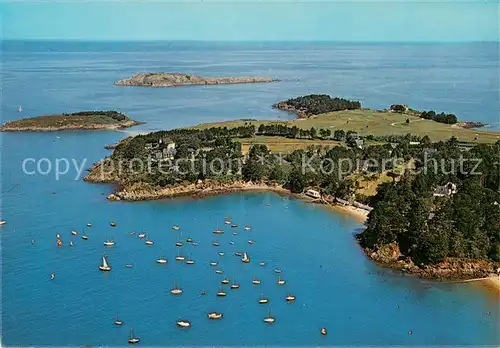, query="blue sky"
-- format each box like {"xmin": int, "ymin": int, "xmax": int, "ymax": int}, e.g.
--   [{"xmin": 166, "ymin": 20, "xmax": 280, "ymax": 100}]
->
[{"xmin": 1, "ymin": 1, "xmax": 498, "ymax": 41}]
